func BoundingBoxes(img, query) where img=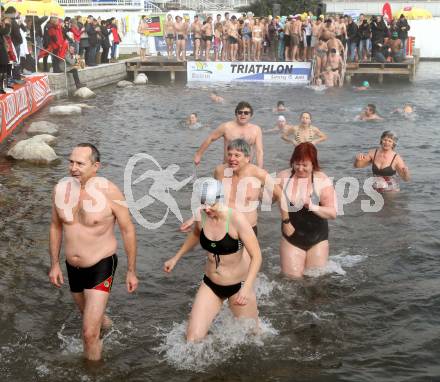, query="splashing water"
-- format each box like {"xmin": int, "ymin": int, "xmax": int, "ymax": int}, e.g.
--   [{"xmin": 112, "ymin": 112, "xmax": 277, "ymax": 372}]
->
[
  {"xmin": 254, "ymin": 272, "xmax": 284, "ymax": 306},
  {"xmin": 303, "ymin": 251, "xmax": 368, "ymax": 277},
  {"xmin": 56, "ymin": 319, "xmax": 136, "ymax": 356},
  {"xmin": 155, "ymin": 307, "xmax": 278, "ymax": 372}
]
